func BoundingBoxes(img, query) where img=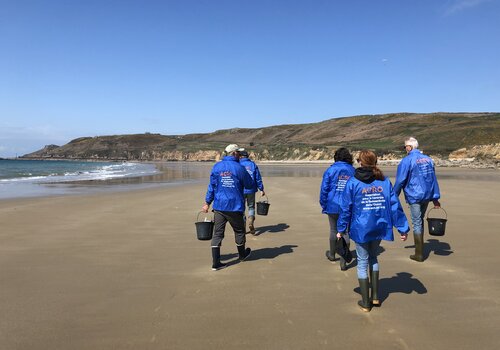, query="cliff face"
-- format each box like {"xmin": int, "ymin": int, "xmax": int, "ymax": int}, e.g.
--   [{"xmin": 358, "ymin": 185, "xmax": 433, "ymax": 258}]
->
[{"xmin": 22, "ymin": 112, "xmax": 500, "ymax": 166}]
